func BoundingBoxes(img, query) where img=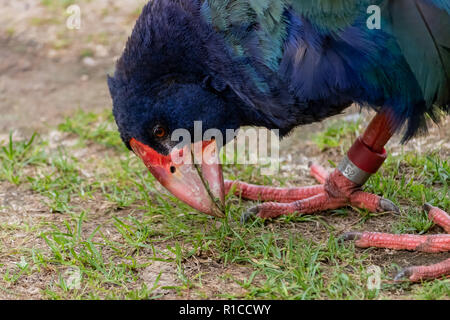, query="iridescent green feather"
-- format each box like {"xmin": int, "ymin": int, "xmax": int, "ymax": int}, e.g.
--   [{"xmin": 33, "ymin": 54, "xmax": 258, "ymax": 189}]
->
[
  {"xmin": 290, "ymin": 0, "xmax": 377, "ymax": 32},
  {"xmin": 203, "ymin": 0, "xmax": 449, "ymax": 114},
  {"xmin": 204, "ymin": 0, "xmax": 288, "ymax": 71}
]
